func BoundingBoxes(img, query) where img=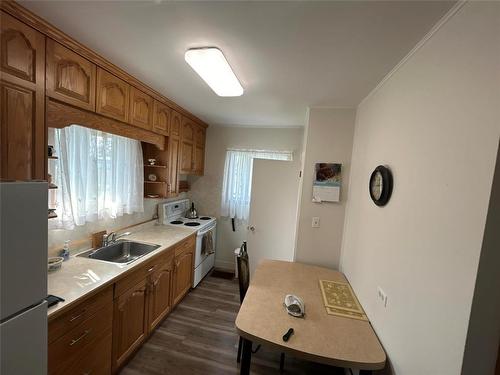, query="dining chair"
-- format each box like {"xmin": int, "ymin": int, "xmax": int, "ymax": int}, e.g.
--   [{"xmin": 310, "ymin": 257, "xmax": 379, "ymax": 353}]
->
[{"xmin": 236, "ymin": 242, "xmax": 286, "ymax": 372}]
